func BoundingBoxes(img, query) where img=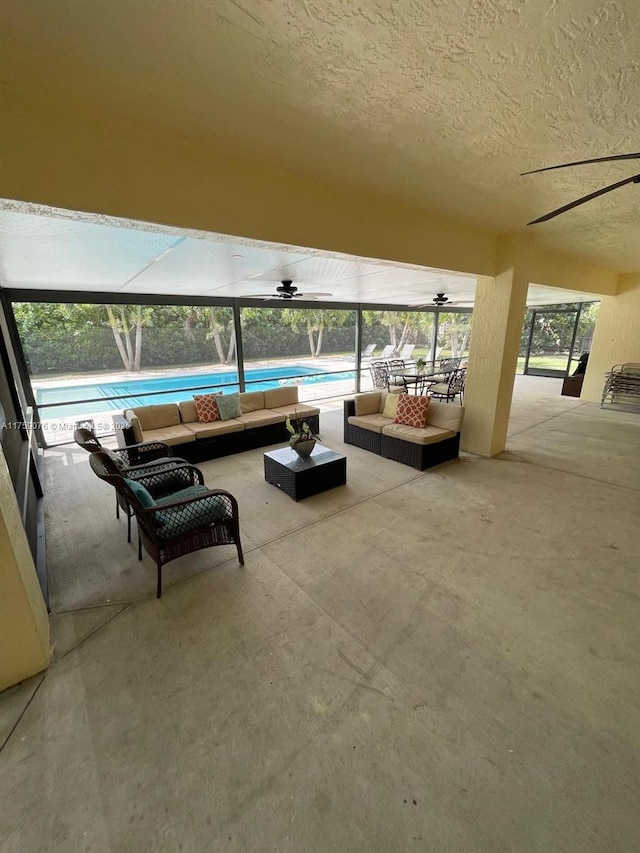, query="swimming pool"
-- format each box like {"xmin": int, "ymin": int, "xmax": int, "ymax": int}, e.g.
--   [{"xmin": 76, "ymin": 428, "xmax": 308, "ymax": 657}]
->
[{"xmin": 36, "ymin": 365, "xmax": 356, "ymax": 419}]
